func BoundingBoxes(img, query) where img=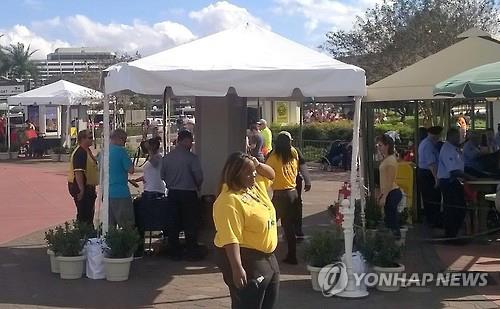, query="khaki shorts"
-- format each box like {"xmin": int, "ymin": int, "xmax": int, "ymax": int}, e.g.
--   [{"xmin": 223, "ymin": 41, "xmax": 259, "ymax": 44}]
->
[{"xmin": 109, "ymin": 197, "xmax": 135, "ymax": 228}]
